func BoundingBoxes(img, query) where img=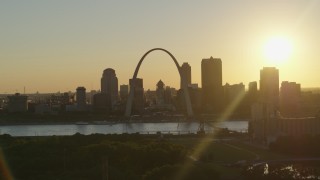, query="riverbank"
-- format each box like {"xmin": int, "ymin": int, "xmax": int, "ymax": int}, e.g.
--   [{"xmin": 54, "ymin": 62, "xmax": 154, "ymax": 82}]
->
[
  {"xmin": 0, "ymin": 121, "xmax": 248, "ymax": 137},
  {"xmin": 0, "ymin": 113, "xmax": 249, "ymax": 126}
]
